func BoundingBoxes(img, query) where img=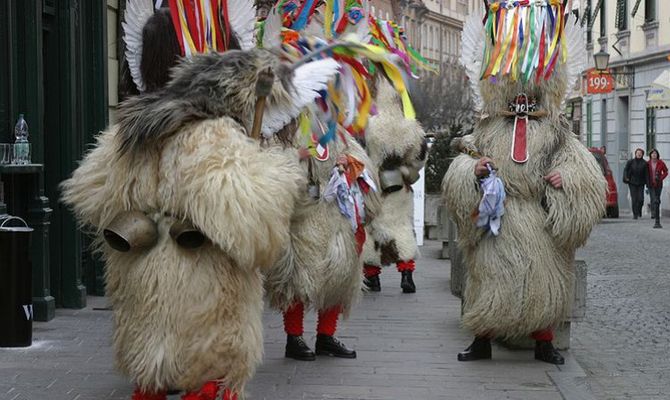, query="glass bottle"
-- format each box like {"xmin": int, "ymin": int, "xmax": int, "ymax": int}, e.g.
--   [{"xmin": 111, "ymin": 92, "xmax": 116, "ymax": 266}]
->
[{"xmin": 13, "ymin": 114, "xmax": 31, "ymax": 165}]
